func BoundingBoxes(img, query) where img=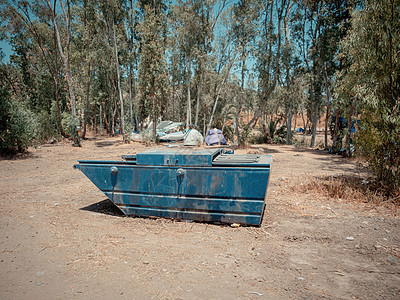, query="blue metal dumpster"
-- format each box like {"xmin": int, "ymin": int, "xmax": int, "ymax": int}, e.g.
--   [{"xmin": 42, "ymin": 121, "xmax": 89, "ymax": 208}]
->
[{"xmin": 73, "ymin": 148, "xmax": 272, "ymax": 226}]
